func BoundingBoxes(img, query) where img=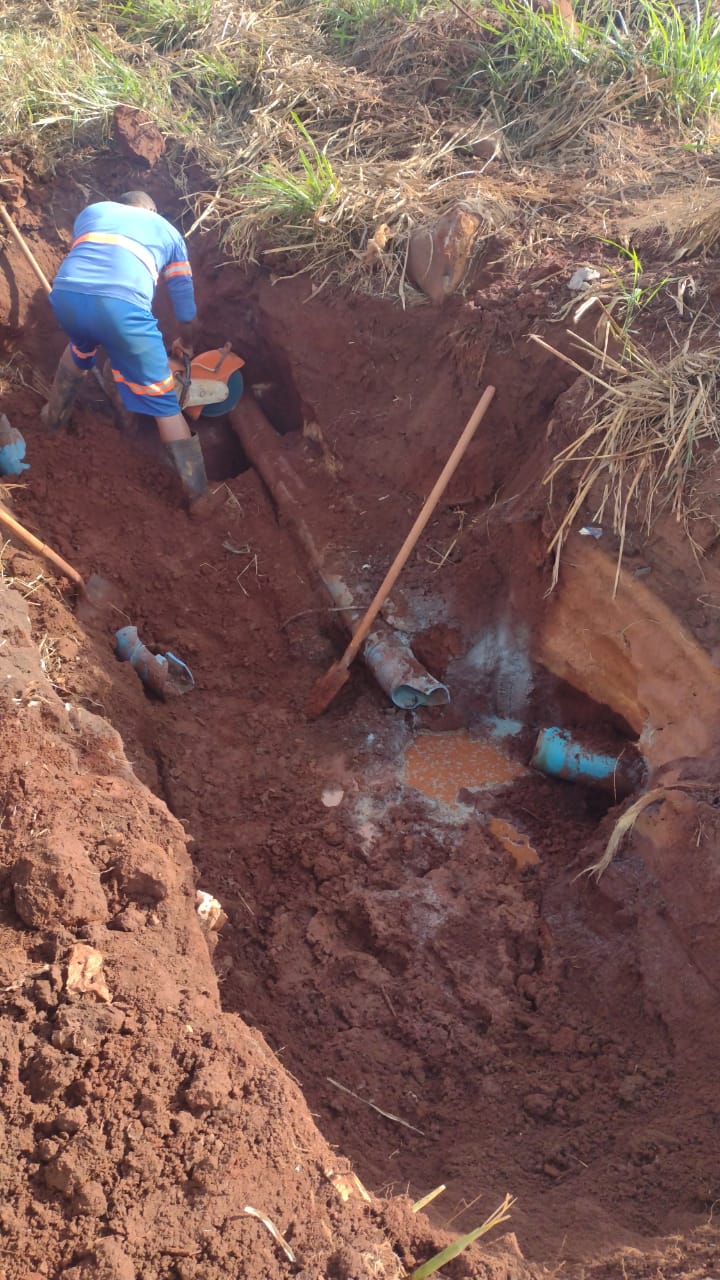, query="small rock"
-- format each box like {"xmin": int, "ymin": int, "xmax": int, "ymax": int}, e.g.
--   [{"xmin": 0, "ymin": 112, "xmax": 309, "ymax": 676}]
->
[
  {"xmin": 112, "ymin": 105, "xmax": 165, "ymax": 169},
  {"xmin": 523, "ymin": 1092, "xmax": 555, "ymax": 1120},
  {"xmin": 407, "ymin": 206, "xmax": 483, "ymax": 304},
  {"xmin": 52, "ymin": 1003, "xmax": 124, "ymax": 1055},
  {"xmin": 618, "ymin": 1074, "xmax": 645, "ymax": 1105},
  {"xmin": 109, "ymin": 905, "xmax": 146, "ymax": 932},
  {"xmin": 321, "ymin": 786, "xmax": 344, "ymax": 809},
  {"xmin": 65, "ymin": 943, "xmax": 112, "ymax": 1003}
]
